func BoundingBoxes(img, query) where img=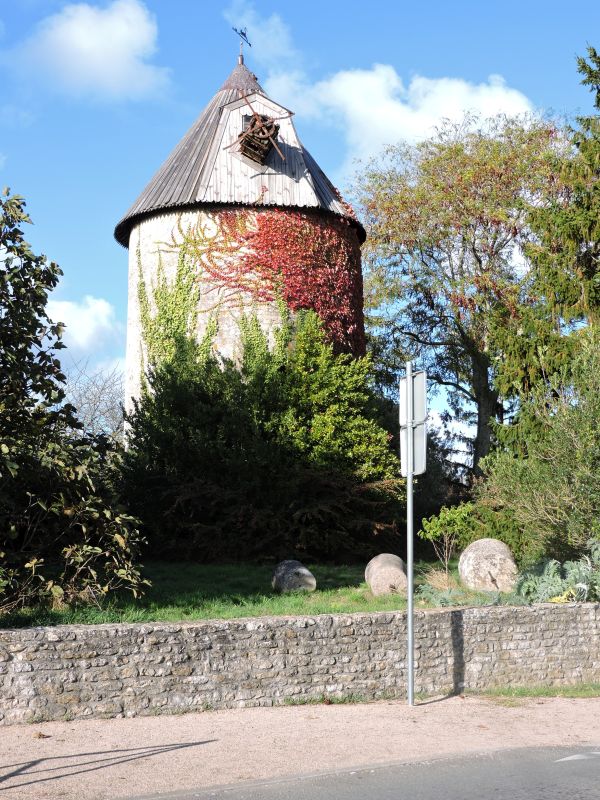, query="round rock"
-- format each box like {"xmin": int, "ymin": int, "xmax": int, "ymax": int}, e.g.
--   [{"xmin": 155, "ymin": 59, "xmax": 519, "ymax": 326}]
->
[
  {"xmin": 458, "ymin": 538, "xmax": 518, "ymax": 593},
  {"xmin": 272, "ymin": 560, "xmax": 316, "ymax": 593},
  {"xmin": 365, "ymin": 553, "xmax": 407, "ymax": 596}
]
